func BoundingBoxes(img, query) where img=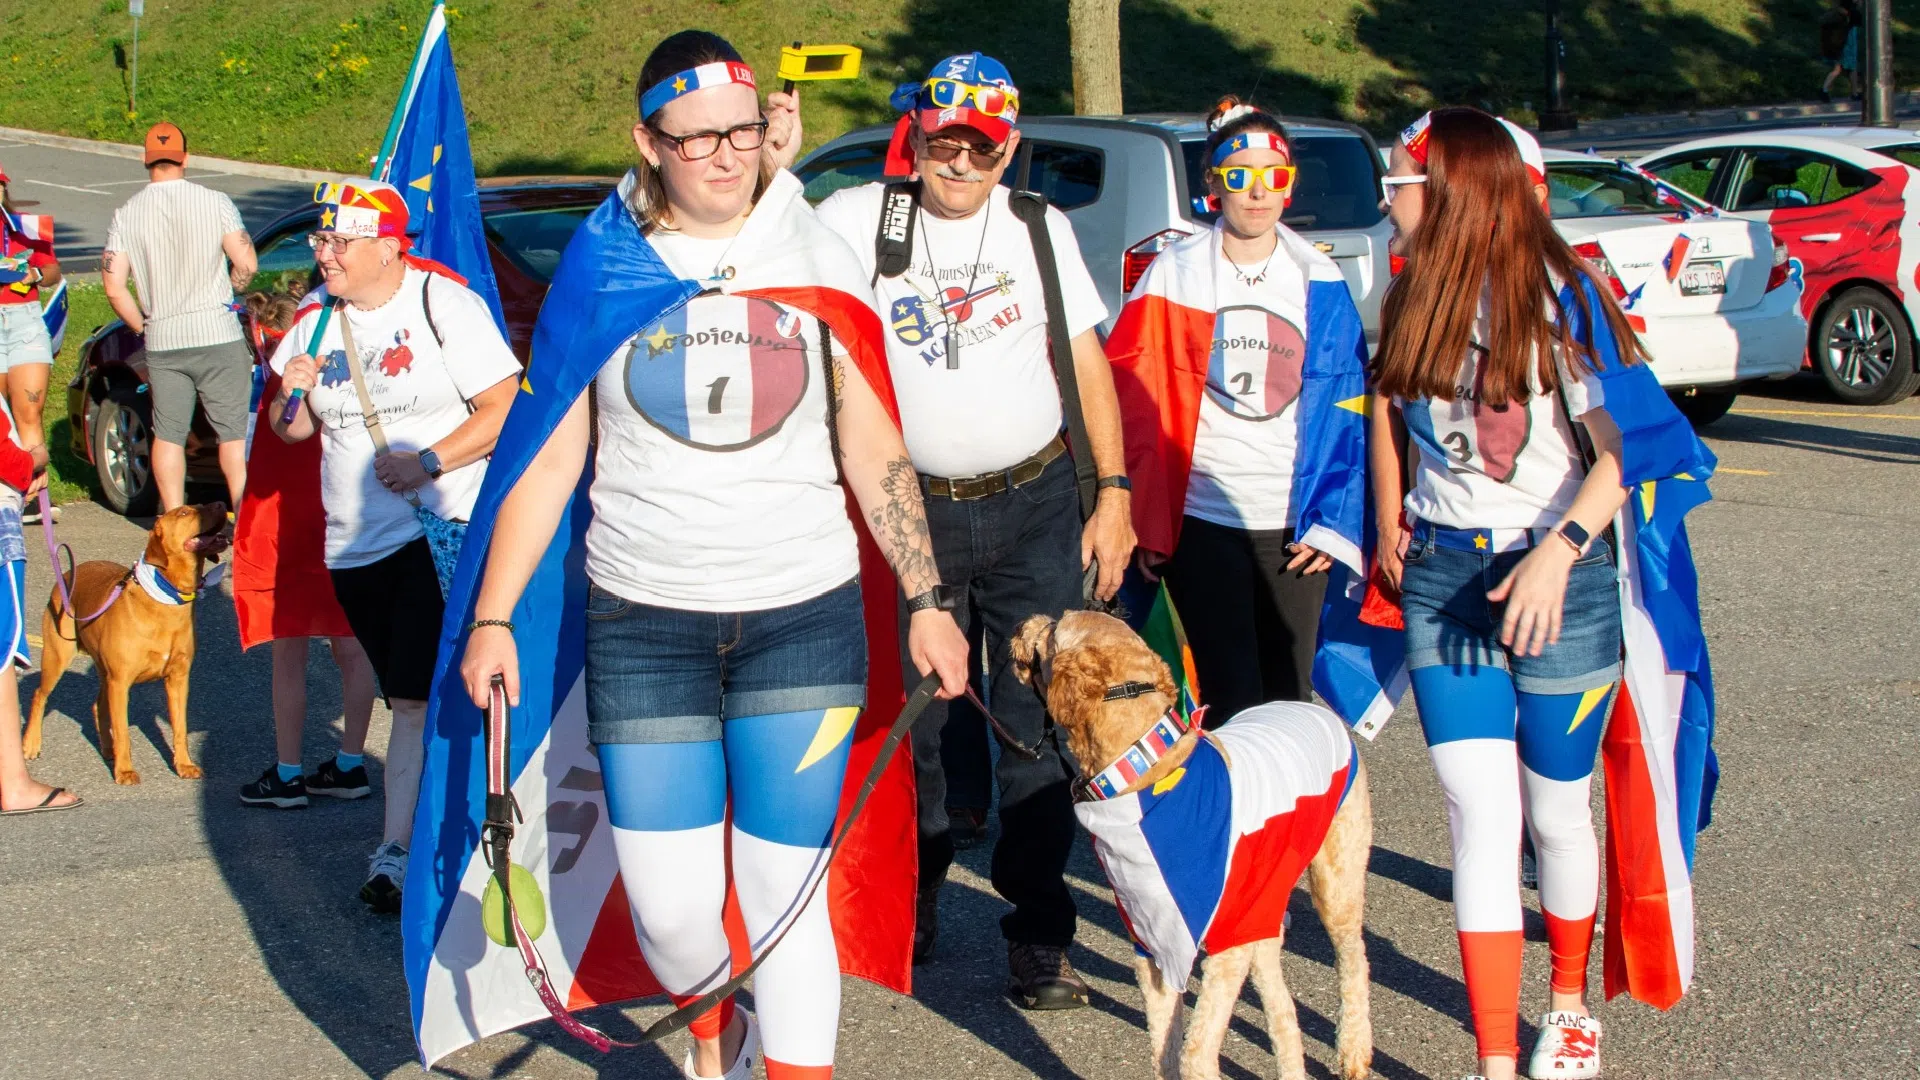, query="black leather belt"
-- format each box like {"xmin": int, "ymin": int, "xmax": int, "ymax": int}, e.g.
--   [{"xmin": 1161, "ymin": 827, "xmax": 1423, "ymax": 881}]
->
[{"xmin": 920, "ymin": 435, "xmax": 1067, "ymax": 501}]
